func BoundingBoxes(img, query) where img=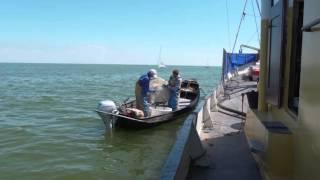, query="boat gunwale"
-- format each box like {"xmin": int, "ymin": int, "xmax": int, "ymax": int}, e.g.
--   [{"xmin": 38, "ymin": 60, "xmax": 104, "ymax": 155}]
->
[
  {"xmin": 96, "ymin": 79, "xmax": 201, "ymax": 128},
  {"xmin": 95, "ymin": 91, "xmax": 200, "ymax": 123}
]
